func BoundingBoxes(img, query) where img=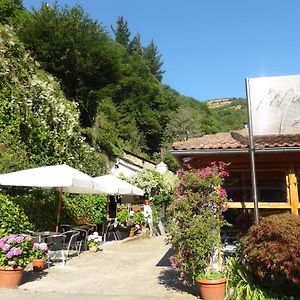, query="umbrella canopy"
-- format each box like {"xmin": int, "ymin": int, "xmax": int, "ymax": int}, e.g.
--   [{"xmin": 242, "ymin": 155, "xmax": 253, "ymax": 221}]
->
[
  {"xmin": 0, "ymin": 164, "xmax": 99, "ymax": 231},
  {"xmin": 0, "ymin": 164, "xmax": 93, "ymax": 191},
  {"xmin": 93, "ymin": 175, "xmax": 144, "ymax": 196}
]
